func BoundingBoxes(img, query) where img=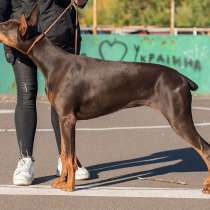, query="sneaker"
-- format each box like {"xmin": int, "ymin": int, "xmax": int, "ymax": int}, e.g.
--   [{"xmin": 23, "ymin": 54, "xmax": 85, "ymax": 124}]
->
[
  {"xmin": 13, "ymin": 157, "xmax": 34, "ymax": 186},
  {"xmin": 56, "ymin": 157, "xmax": 90, "ymax": 180}
]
